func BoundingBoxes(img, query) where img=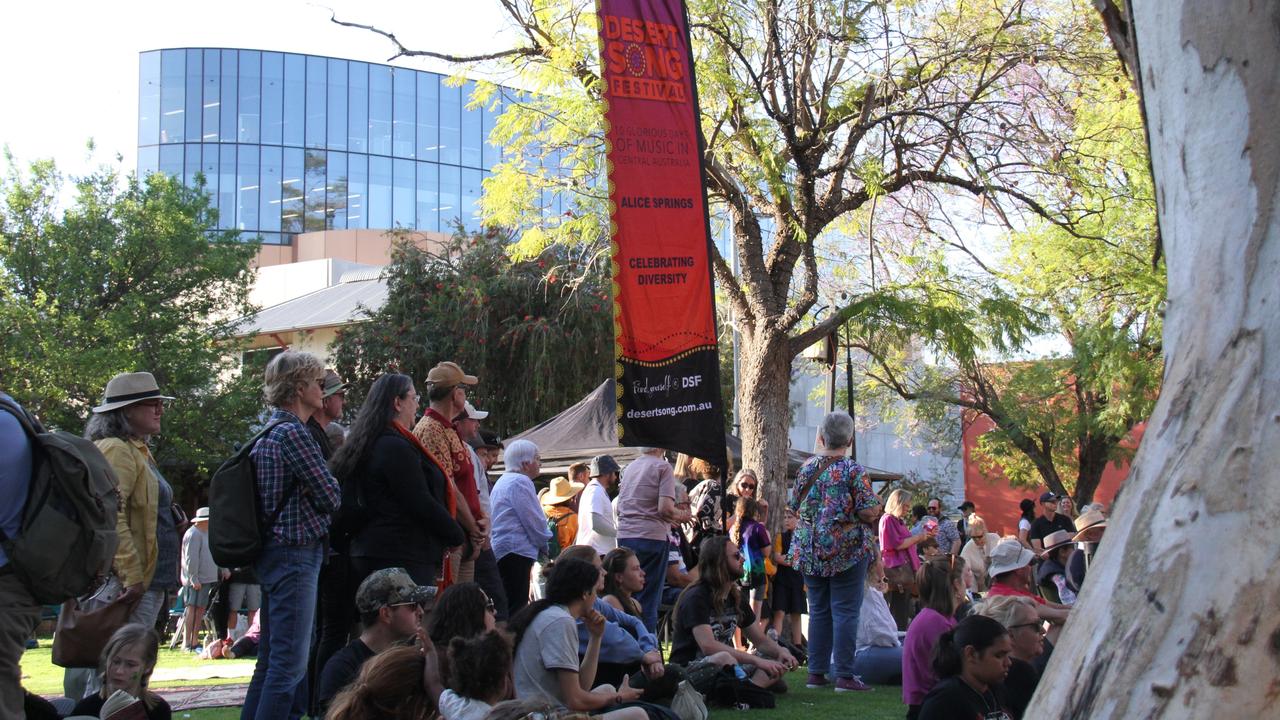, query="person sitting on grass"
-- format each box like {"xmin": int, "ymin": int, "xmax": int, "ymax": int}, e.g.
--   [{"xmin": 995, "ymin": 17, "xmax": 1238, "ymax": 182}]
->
[
  {"xmin": 326, "ymin": 644, "xmax": 440, "ymax": 720},
  {"xmin": 427, "ymin": 581, "xmax": 499, "ymax": 683},
  {"xmin": 225, "ymin": 612, "xmax": 261, "ymax": 659},
  {"xmin": 602, "ymin": 547, "xmax": 645, "ymax": 619},
  {"xmin": 975, "ymin": 595, "xmax": 1045, "ymax": 719},
  {"xmin": 70, "ymin": 623, "xmax": 172, "ymax": 720},
  {"xmin": 438, "ymin": 630, "xmax": 514, "ymax": 720},
  {"xmin": 668, "ymin": 536, "xmax": 798, "ymax": 693},
  {"xmin": 508, "ymin": 558, "xmax": 646, "ymax": 720},
  {"xmin": 852, "ymin": 559, "xmax": 903, "ymax": 685},
  {"xmin": 316, "ymin": 568, "xmax": 431, "ymax": 717},
  {"xmin": 916, "ymin": 615, "xmax": 1013, "ymax": 720},
  {"xmin": 902, "ymin": 556, "xmax": 968, "ymax": 719},
  {"xmin": 554, "ymin": 545, "xmax": 665, "ymax": 690}
]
